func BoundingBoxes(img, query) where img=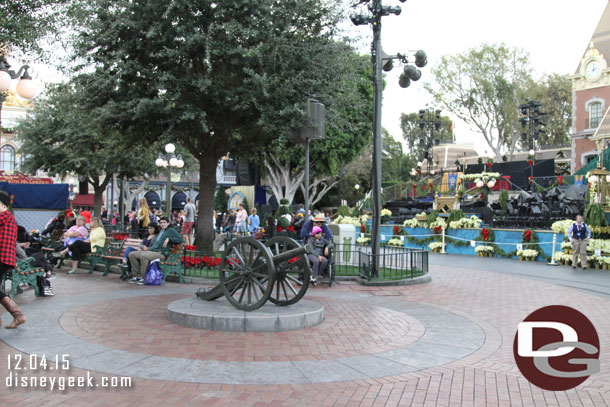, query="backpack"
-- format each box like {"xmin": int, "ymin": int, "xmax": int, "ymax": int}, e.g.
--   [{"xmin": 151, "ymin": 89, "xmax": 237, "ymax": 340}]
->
[{"xmin": 144, "ymin": 259, "xmax": 164, "ymax": 285}]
